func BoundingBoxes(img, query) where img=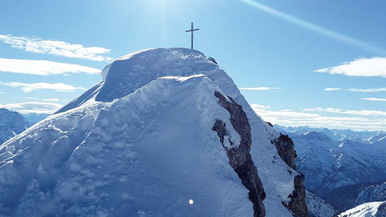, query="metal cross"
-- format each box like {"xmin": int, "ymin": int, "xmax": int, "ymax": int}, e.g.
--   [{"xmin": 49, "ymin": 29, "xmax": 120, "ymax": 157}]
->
[{"xmin": 185, "ymin": 22, "xmax": 199, "ymax": 49}]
